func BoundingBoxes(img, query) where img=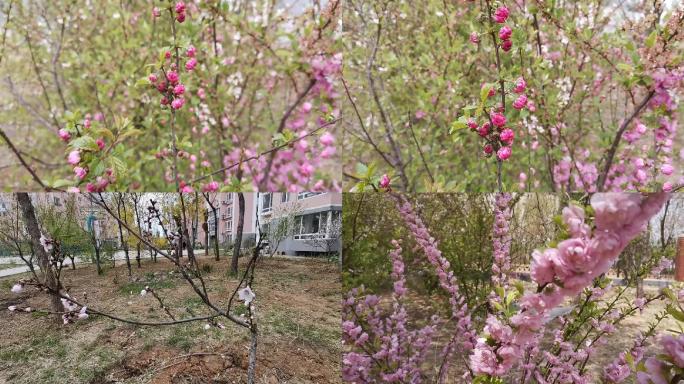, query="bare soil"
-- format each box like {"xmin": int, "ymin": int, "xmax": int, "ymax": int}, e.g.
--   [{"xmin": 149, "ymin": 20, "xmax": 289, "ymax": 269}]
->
[{"xmin": 0, "ymin": 255, "xmax": 342, "ymax": 384}]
